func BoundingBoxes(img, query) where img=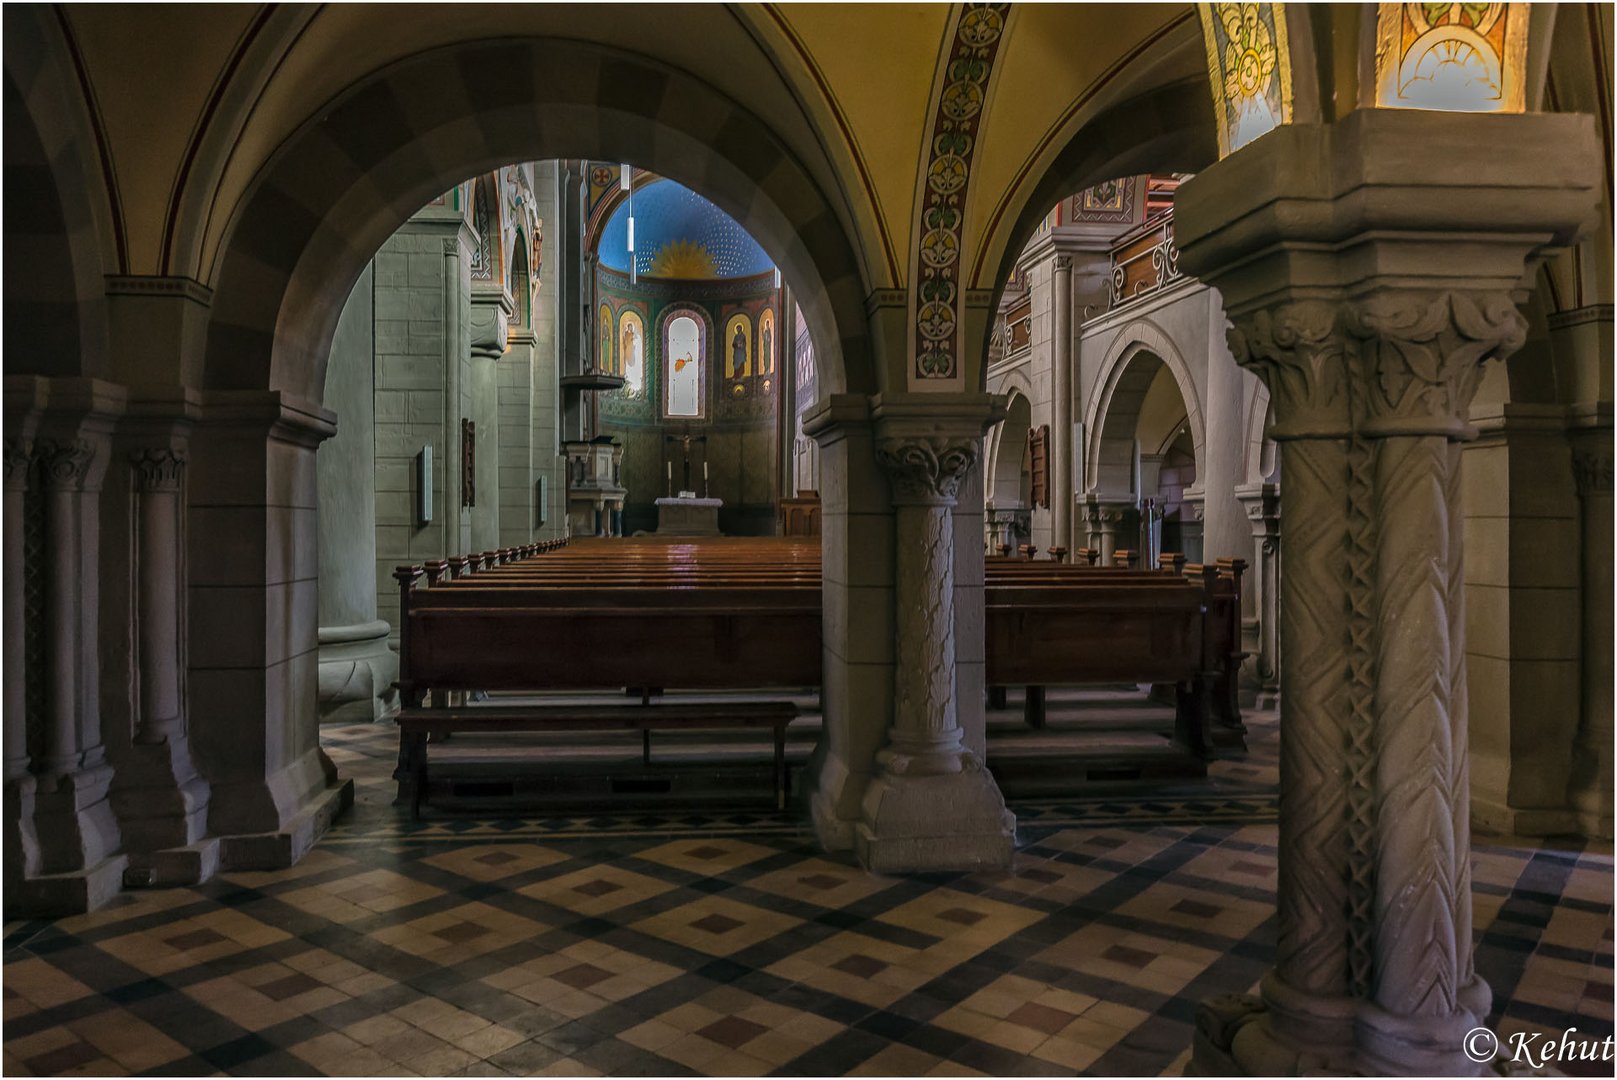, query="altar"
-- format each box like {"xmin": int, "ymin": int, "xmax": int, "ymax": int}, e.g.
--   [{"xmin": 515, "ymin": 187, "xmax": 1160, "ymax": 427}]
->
[{"xmin": 655, "ymin": 495, "xmax": 723, "ymax": 536}]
